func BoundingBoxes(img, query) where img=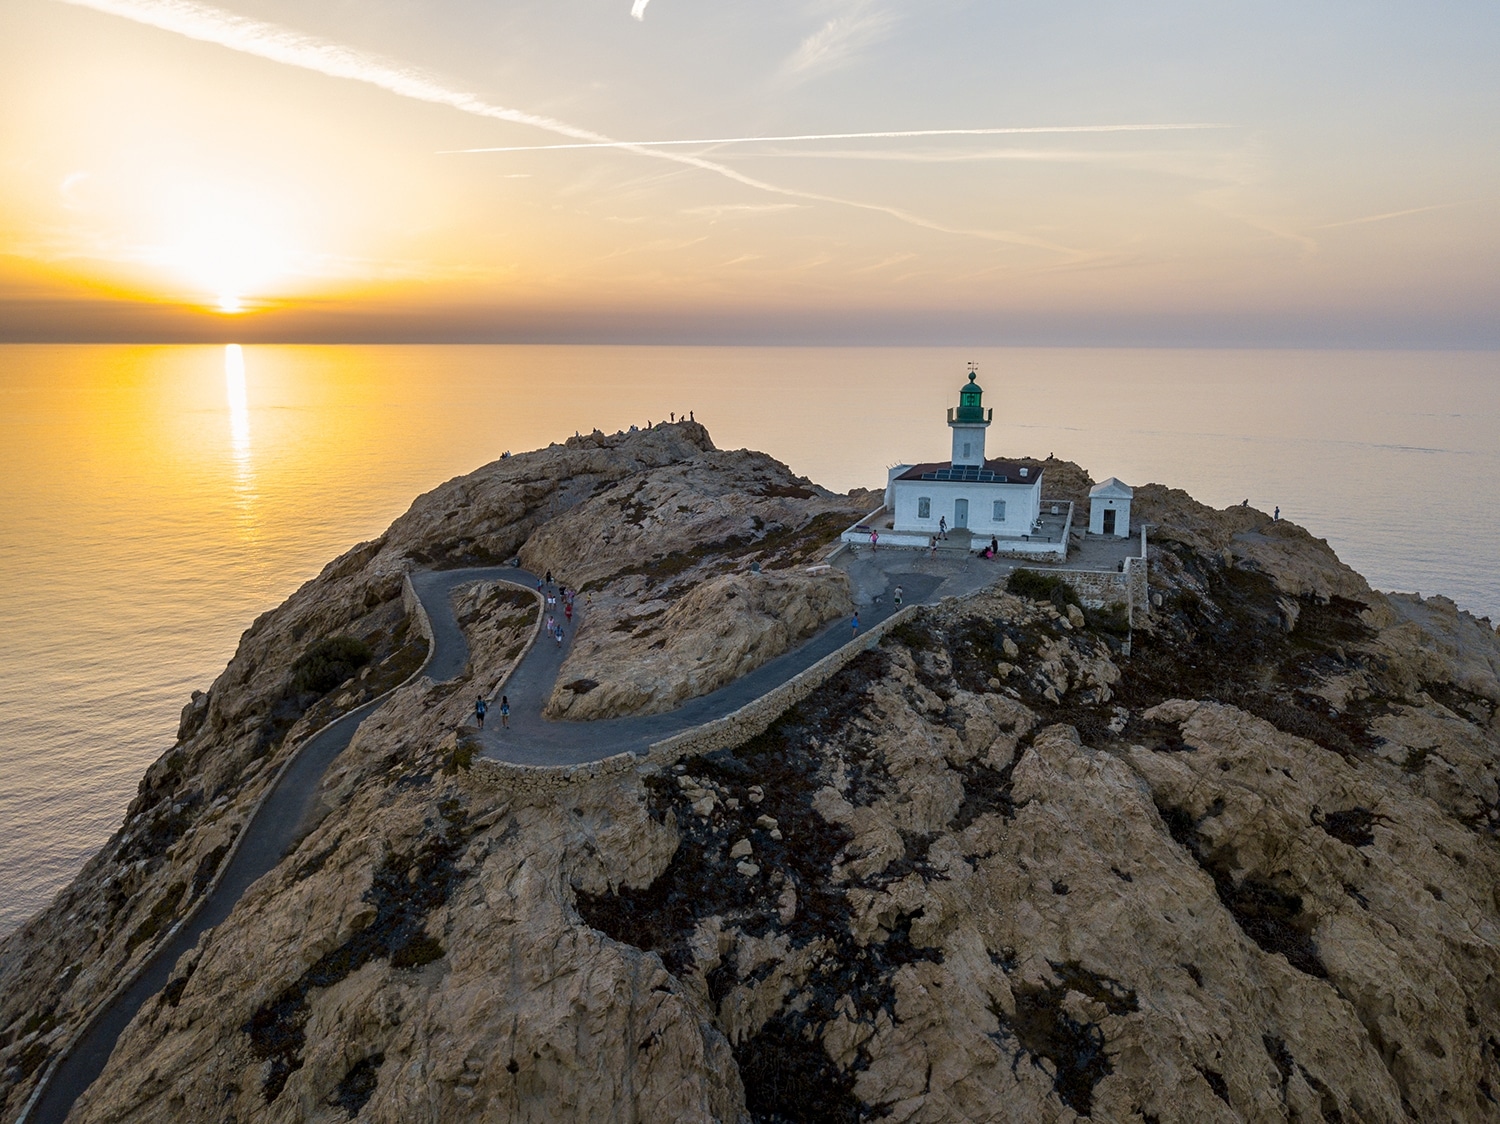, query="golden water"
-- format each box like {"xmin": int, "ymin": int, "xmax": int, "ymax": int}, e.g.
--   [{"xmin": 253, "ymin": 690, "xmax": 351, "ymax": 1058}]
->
[{"xmin": 1, "ymin": 344, "xmax": 1496, "ymax": 934}]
